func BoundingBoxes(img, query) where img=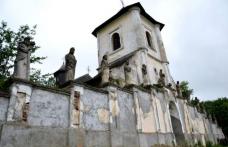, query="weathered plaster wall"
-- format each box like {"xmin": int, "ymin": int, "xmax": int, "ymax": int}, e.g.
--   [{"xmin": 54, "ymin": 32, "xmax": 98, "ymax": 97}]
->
[
  {"xmin": 137, "ymin": 90, "xmax": 157, "ymax": 133},
  {"xmin": 7, "ymin": 83, "xmax": 32, "ymax": 122},
  {"xmin": 0, "ymin": 97, "xmax": 9, "ymax": 122},
  {"xmin": 0, "ymin": 83, "xmax": 224, "ymax": 147},
  {"xmin": 28, "ymin": 88, "xmax": 69, "ymax": 127},
  {"xmin": 116, "ymin": 89, "xmax": 136, "ymax": 133},
  {"xmin": 0, "ymin": 124, "xmax": 68, "ymax": 147},
  {"xmin": 80, "ymin": 87, "xmax": 109, "ymax": 131}
]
